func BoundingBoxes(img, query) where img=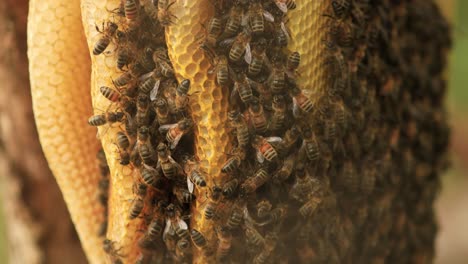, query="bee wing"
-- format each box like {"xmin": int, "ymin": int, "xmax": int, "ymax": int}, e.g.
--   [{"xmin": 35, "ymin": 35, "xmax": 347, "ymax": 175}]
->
[
  {"xmin": 266, "ymin": 137, "xmax": 283, "ymax": 143},
  {"xmin": 139, "ymin": 71, "xmax": 154, "ymax": 81},
  {"xmin": 244, "ymin": 43, "xmax": 252, "ymax": 64},
  {"xmin": 281, "ymin": 22, "xmax": 291, "ymax": 41},
  {"xmin": 256, "ymin": 149, "xmax": 265, "ymax": 163},
  {"xmin": 230, "ymin": 84, "xmax": 239, "ymax": 104},
  {"xmin": 163, "ymin": 219, "xmax": 172, "ymax": 241},
  {"xmin": 178, "ymin": 219, "xmax": 188, "ymax": 230},
  {"xmin": 143, "ymin": 163, "xmax": 158, "ymax": 173},
  {"xmin": 263, "ymin": 10, "xmax": 275, "ymax": 22},
  {"xmin": 170, "ymin": 133, "xmax": 183, "ymax": 150},
  {"xmin": 275, "ymin": 0, "xmax": 288, "ymax": 13},
  {"xmin": 159, "ymin": 123, "xmax": 177, "ymax": 134},
  {"xmin": 219, "ymin": 37, "xmax": 236, "ymax": 48},
  {"xmin": 292, "ymin": 97, "xmax": 301, "ymax": 118},
  {"xmin": 150, "ymin": 79, "xmax": 161, "ymax": 101},
  {"xmin": 187, "ymin": 176, "xmax": 195, "ymax": 193}
]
